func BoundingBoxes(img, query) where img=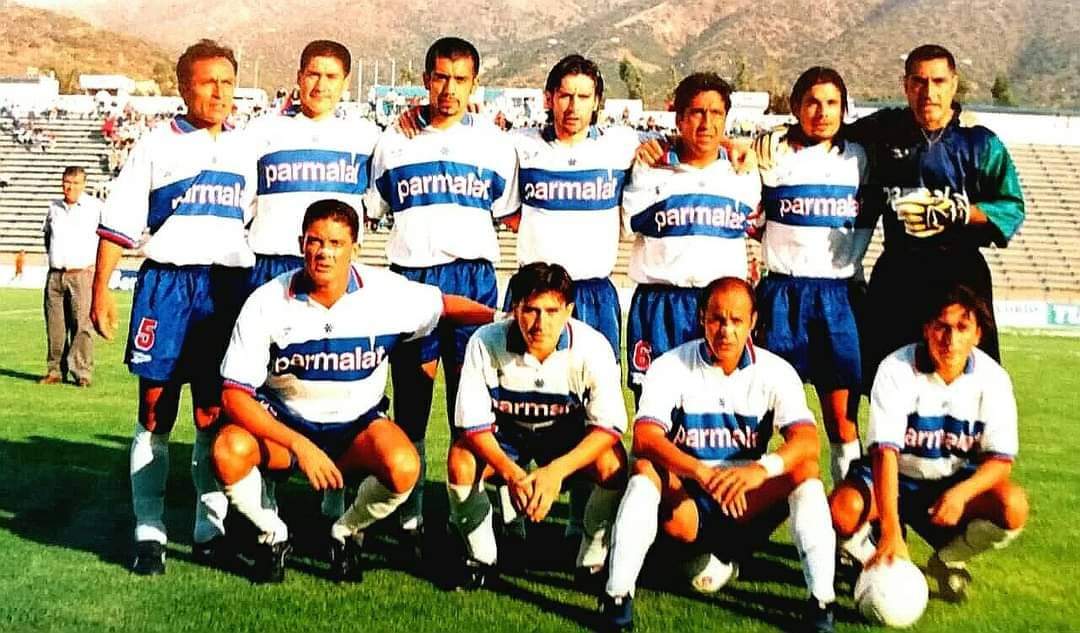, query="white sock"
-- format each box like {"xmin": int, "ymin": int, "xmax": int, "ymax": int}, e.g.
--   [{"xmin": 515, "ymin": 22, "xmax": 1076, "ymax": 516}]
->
[
  {"xmin": 829, "ymin": 440, "xmax": 862, "ymax": 485},
  {"xmin": 321, "ymin": 488, "xmax": 345, "ymax": 520},
  {"xmin": 937, "ymin": 519, "xmax": 1022, "ymax": 566},
  {"xmin": 224, "ymin": 469, "xmax": 288, "ymax": 544},
  {"xmin": 191, "ymin": 428, "xmax": 228, "ymax": 543},
  {"xmin": 840, "ymin": 521, "xmax": 875, "ymax": 565},
  {"xmin": 577, "ymin": 484, "xmax": 622, "ymax": 569},
  {"xmin": 331, "ymin": 476, "xmax": 410, "ymax": 544},
  {"xmin": 605, "ymin": 474, "xmax": 661, "ymax": 599},
  {"xmin": 788, "ymin": 479, "xmax": 836, "ymax": 603},
  {"xmin": 130, "ymin": 424, "xmax": 169, "ymax": 544},
  {"xmin": 447, "ymin": 482, "xmax": 497, "ymax": 565}
]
